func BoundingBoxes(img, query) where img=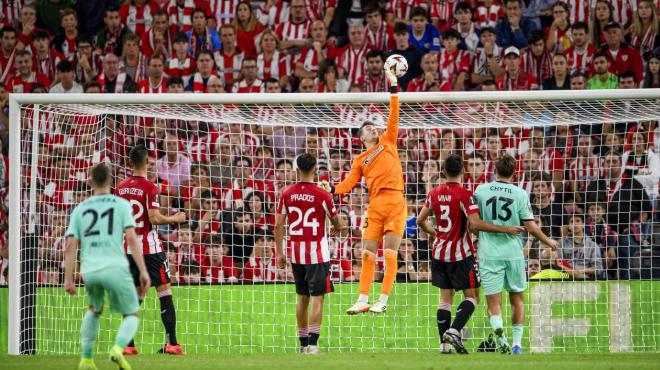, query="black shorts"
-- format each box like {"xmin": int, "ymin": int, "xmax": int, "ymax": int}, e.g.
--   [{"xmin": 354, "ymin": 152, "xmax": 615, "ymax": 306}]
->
[
  {"xmin": 292, "ymin": 262, "xmax": 334, "ymax": 296},
  {"xmin": 129, "ymin": 252, "xmax": 171, "ymax": 288},
  {"xmin": 431, "ymin": 255, "xmax": 480, "ymax": 291}
]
